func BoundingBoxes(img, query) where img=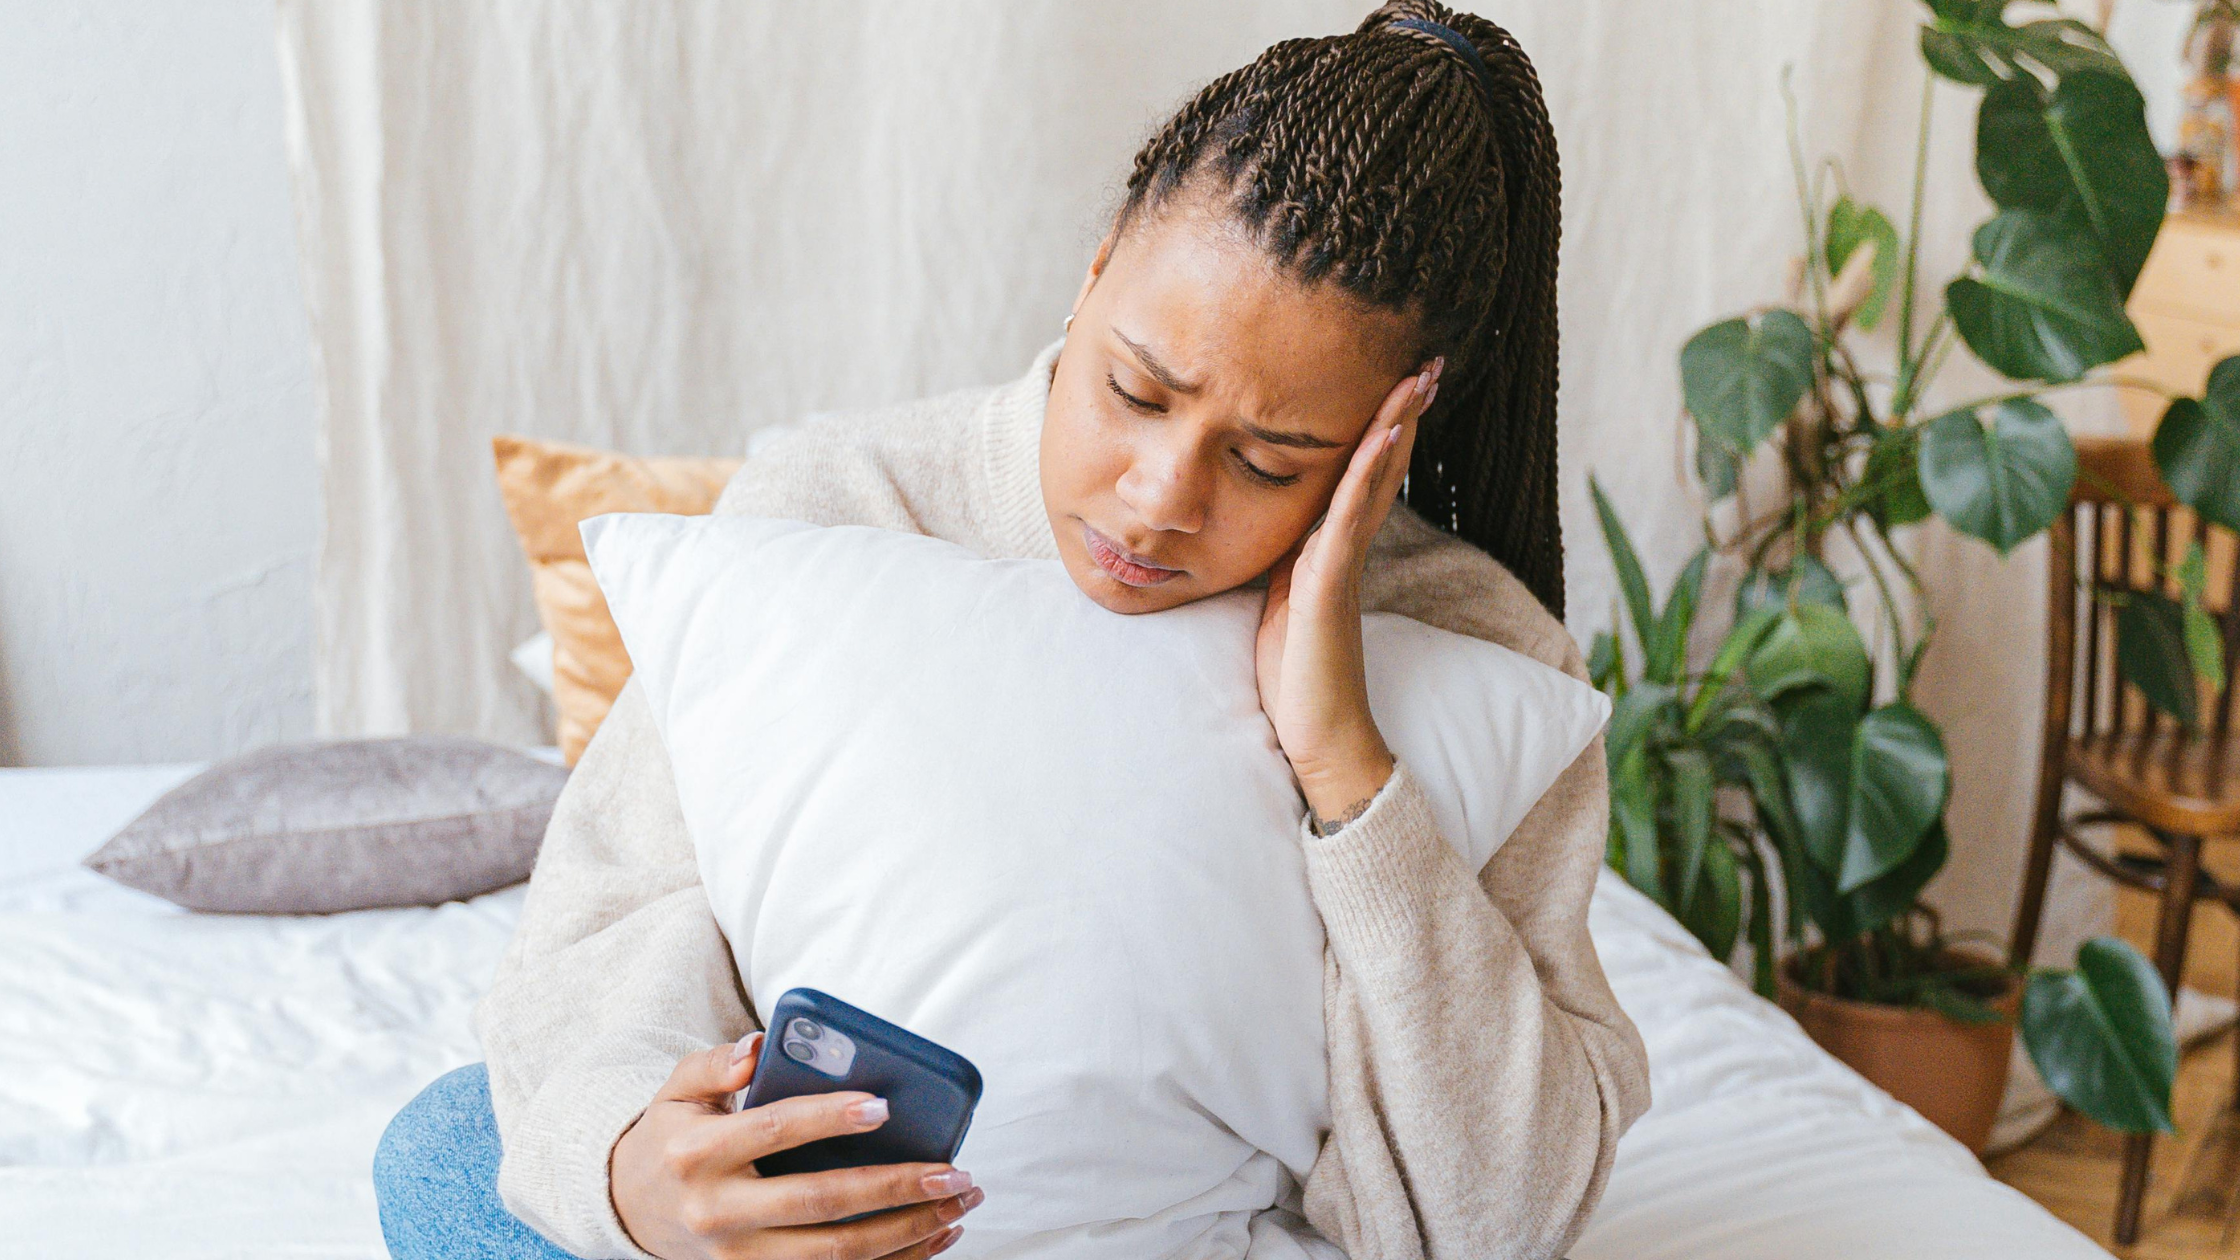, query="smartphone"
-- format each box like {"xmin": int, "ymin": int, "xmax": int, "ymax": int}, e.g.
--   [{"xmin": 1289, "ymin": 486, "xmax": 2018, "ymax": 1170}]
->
[{"xmin": 736, "ymin": 987, "xmax": 983, "ymax": 1179}]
